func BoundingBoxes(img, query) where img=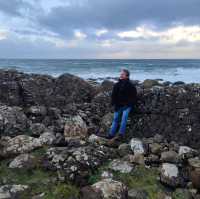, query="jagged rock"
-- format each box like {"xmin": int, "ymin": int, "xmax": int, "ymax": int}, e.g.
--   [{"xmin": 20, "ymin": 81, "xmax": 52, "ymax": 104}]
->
[
  {"xmin": 109, "ymin": 159, "xmax": 133, "ymax": 173},
  {"xmin": 160, "ymin": 163, "xmax": 180, "ymax": 187},
  {"xmin": 0, "ymin": 184, "xmax": 29, "ymax": 199},
  {"xmin": 92, "ymin": 179, "xmax": 128, "ymax": 199},
  {"xmin": 9, "ymin": 153, "xmax": 37, "ymax": 169},
  {"xmin": 0, "ymin": 70, "xmax": 94, "ymax": 107},
  {"xmin": 44, "ymin": 145, "xmax": 117, "ymax": 185},
  {"xmin": 1, "ymin": 135, "xmax": 42, "ymax": 157},
  {"xmin": 178, "ymin": 146, "xmax": 197, "ymax": 159},
  {"xmin": 130, "ymin": 138, "xmax": 145, "ymax": 155},
  {"xmin": 128, "ymin": 188, "xmax": 148, "ymax": 199},
  {"xmin": 0, "ymin": 105, "xmax": 28, "ymax": 136},
  {"xmin": 39, "ymin": 131, "xmax": 56, "ymax": 145},
  {"xmin": 64, "ymin": 115, "xmax": 88, "ymax": 141},
  {"xmin": 98, "ymin": 112, "xmax": 113, "ymax": 135},
  {"xmin": 29, "ymin": 123, "xmax": 46, "ymax": 136},
  {"xmin": 26, "ymin": 106, "xmax": 47, "ymax": 117},
  {"xmin": 160, "ymin": 151, "xmax": 178, "ymax": 163}
]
